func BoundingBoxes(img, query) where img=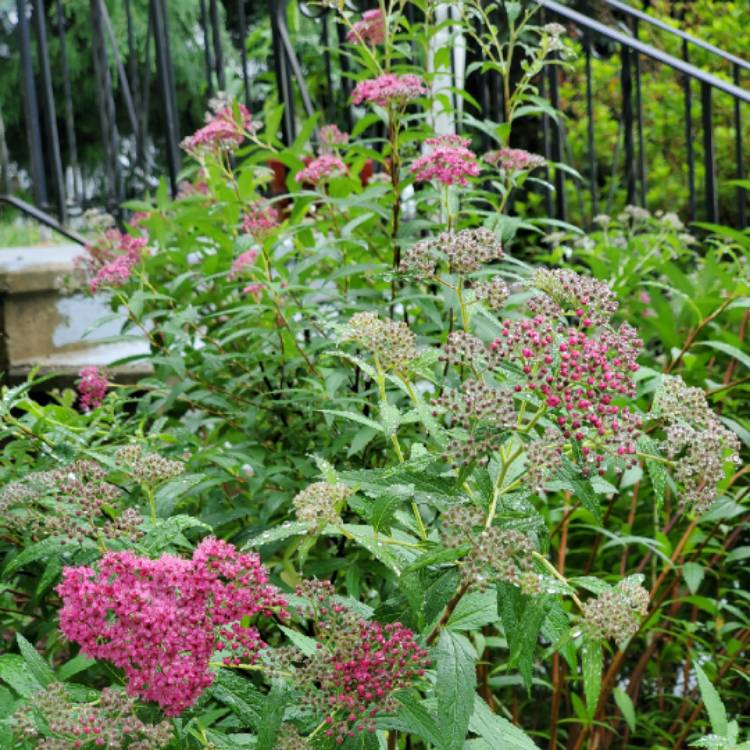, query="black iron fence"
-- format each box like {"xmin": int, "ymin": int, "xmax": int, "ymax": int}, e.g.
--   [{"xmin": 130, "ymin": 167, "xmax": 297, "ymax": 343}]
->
[{"xmin": 2, "ymin": 0, "xmax": 749, "ymax": 231}]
